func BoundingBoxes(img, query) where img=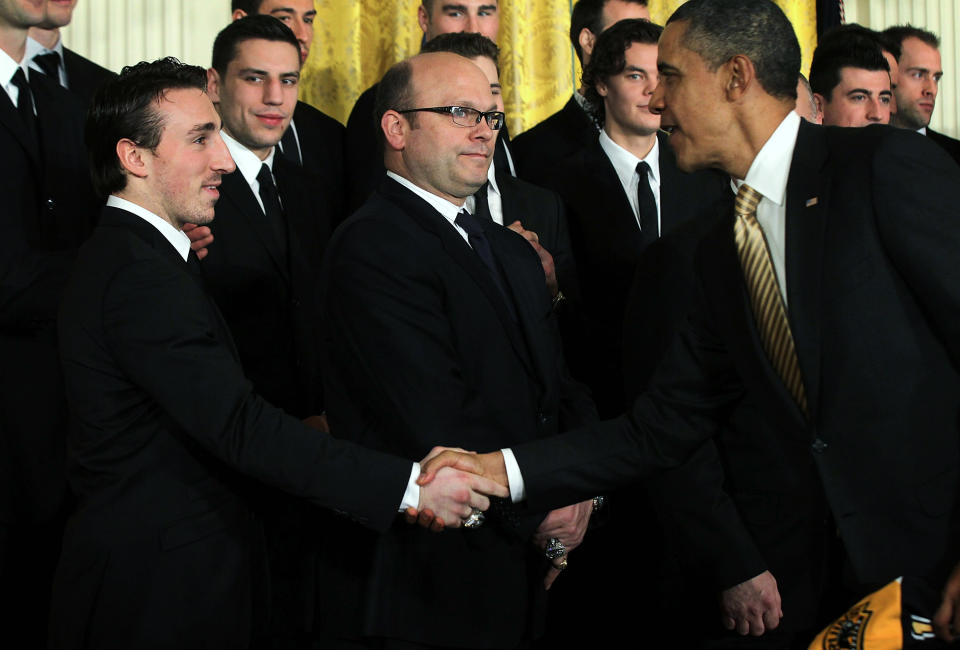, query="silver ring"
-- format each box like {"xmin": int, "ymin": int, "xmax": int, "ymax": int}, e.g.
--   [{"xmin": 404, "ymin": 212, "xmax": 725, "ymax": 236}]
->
[
  {"xmin": 545, "ymin": 537, "xmax": 566, "ymax": 560},
  {"xmin": 554, "ymin": 555, "xmax": 568, "ymax": 571},
  {"xmin": 462, "ymin": 508, "xmax": 484, "ymax": 529}
]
